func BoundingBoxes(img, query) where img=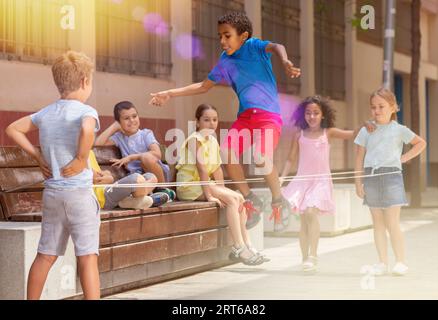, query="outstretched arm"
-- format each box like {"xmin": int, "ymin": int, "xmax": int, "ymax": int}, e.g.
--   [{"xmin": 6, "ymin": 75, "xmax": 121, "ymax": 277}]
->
[
  {"xmin": 266, "ymin": 43, "xmax": 301, "ymax": 78},
  {"xmin": 149, "ymin": 79, "xmax": 216, "ymax": 107},
  {"xmin": 328, "ymin": 121, "xmax": 377, "ymax": 141},
  {"xmin": 327, "ymin": 128, "xmax": 357, "ymax": 140}
]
